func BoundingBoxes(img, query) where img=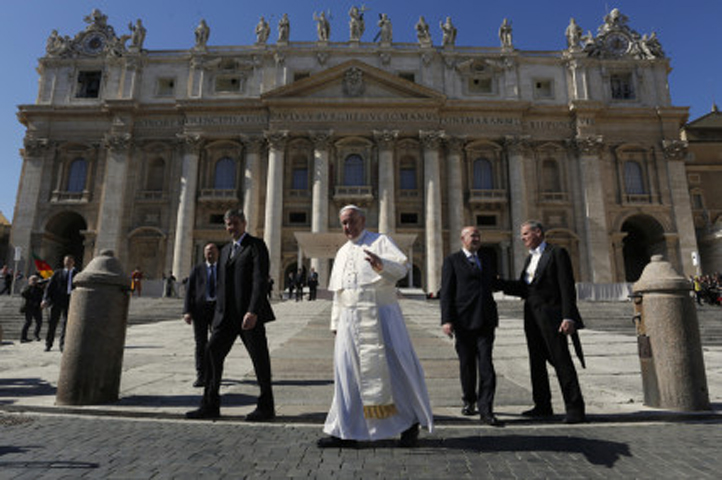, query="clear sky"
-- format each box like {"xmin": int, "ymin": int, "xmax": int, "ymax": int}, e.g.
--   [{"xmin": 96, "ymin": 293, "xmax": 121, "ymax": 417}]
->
[{"xmin": 2, "ymin": 0, "xmax": 720, "ymax": 223}]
